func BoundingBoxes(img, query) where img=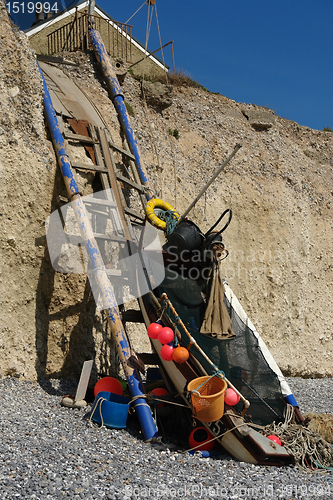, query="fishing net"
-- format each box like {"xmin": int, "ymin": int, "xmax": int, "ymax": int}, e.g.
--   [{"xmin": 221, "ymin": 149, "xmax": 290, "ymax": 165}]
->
[{"xmin": 261, "ymin": 405, "xmax": 333, "ymax": 471}]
